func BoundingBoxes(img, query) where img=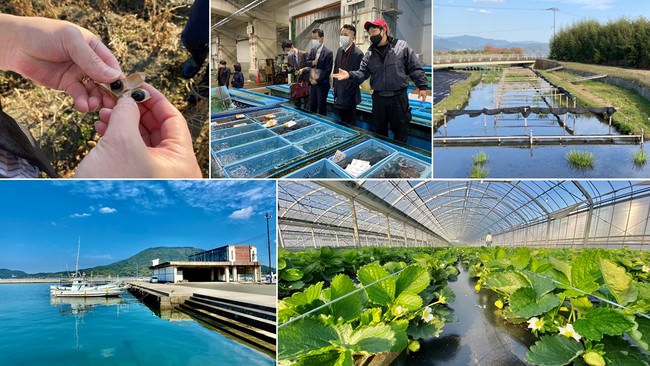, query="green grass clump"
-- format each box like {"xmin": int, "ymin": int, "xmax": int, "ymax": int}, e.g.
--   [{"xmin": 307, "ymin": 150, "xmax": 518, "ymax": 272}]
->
[
  {"xmin": 470, "ymin": 165, "xmax": 489, "ymax": 178},
  {"xmin": 434, "ymin": 71, "xmax": 482, "ymax": 126},
  {"xmin": 633, "ymin": 150, "xmax": 648, "ymax": 166},
  {"xmin": 472, "ymin": 151, "xmax": 489, "ymax": 165},
  {"xmin": 566, "ymin": 150, "xmax": 595, "ymax": 169}
]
